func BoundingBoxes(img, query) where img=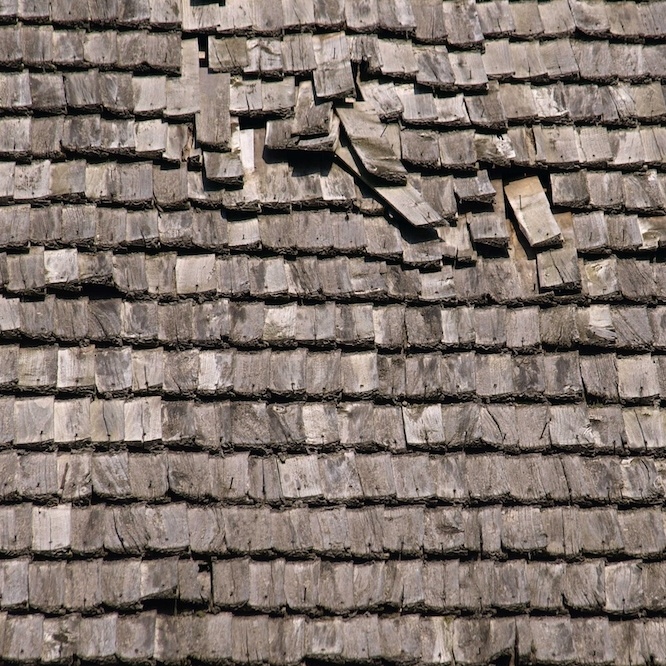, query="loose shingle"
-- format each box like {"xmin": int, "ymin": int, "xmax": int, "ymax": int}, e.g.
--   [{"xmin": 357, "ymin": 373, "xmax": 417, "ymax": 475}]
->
[
  {"xmin": 454, "ymin": 171, "xmax": 495, "ymax": 204},
  {"xmin": 312, "ymin": 32, "xmax": 354, "ymax": 99},
  {"xmin": 505, "ymin": 177, "xmax": 562, "ymax": 248},
  {"xmin": 337, "ymin": 103, "xmax": 407, "ymax": 184}
]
